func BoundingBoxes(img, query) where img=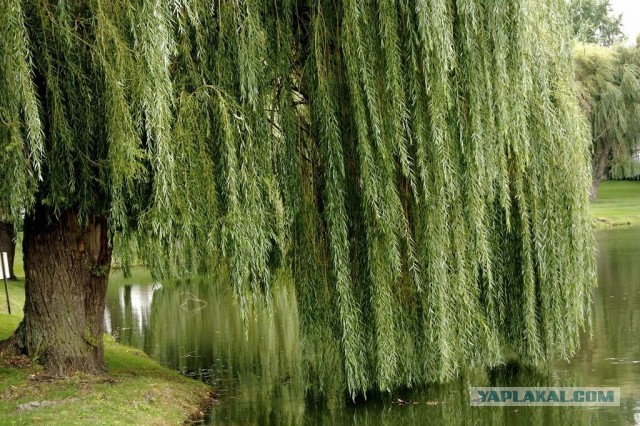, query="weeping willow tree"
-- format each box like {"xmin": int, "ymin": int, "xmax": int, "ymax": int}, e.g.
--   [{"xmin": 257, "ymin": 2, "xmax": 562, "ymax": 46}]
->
[
  {"xmin": 0, "ymin": 0, "xmax": 595, "ymax": 395},
  {"xmin": 574, "ymin": 43, "xmax": 640, "ymax": 199}
]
